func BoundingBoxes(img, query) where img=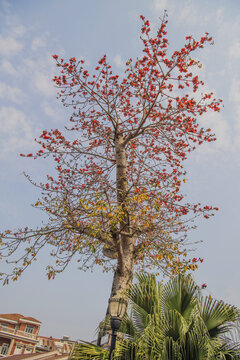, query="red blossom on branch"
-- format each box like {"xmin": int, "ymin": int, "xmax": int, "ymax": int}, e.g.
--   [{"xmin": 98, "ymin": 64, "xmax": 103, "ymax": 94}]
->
[{"xmin": 0, "ymin": 13, "xmax": 221, "ymax": 287}]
